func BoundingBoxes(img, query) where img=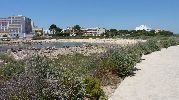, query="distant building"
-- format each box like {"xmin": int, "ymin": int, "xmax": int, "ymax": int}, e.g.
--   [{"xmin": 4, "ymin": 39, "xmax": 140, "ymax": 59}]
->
[
  {"xmin": 63, "ymin": 27, "xmax": 76, "ymax": 35},
  {"xmin": 63, "ymin": 27, "xmax": 106, "ymax": 36},
  {"xmin": 44, "ymin": 29, "xmax": 51, "ymax": 35},
  {"xmin": 135, "ymin": 25, "xmax": 151, "ymax": 31},
  {"xmin": 0, "ymin": 15, "xmax": 33, "ymax": 38},
  {"xmin": 155, "ymin": 29, "xmax": 163, "ymax": 33},
  {"xmin": 32, "ymin": 27, "xmax": 43, "ymax": 36},
  {"xmin": 83, "ymin": 27, "xmax": 106, "ymax": 36}
]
